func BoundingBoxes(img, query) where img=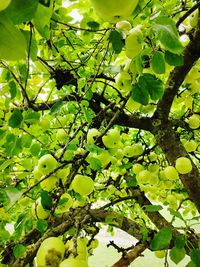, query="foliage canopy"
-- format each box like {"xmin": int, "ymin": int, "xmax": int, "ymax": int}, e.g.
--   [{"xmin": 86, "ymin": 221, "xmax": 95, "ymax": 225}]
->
[{"xmin": 0, "ymin": 0, "xmax": 200, "ymax": 266}]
